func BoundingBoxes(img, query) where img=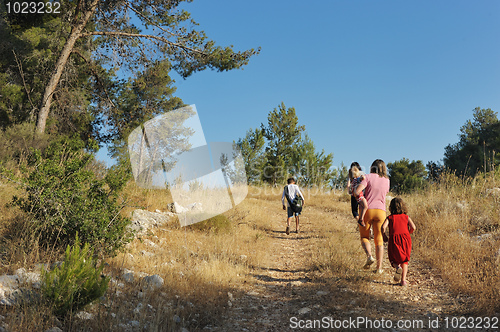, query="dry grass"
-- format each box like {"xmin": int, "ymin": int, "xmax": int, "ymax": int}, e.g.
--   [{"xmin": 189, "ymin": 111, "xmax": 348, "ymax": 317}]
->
[
  {"xmin": 404, "ymin": 172, "xmax": 500, "ymax": 313},
  {"xmin": 0, "ymin": 174, "xmax": 499, "ymax": 329}
]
